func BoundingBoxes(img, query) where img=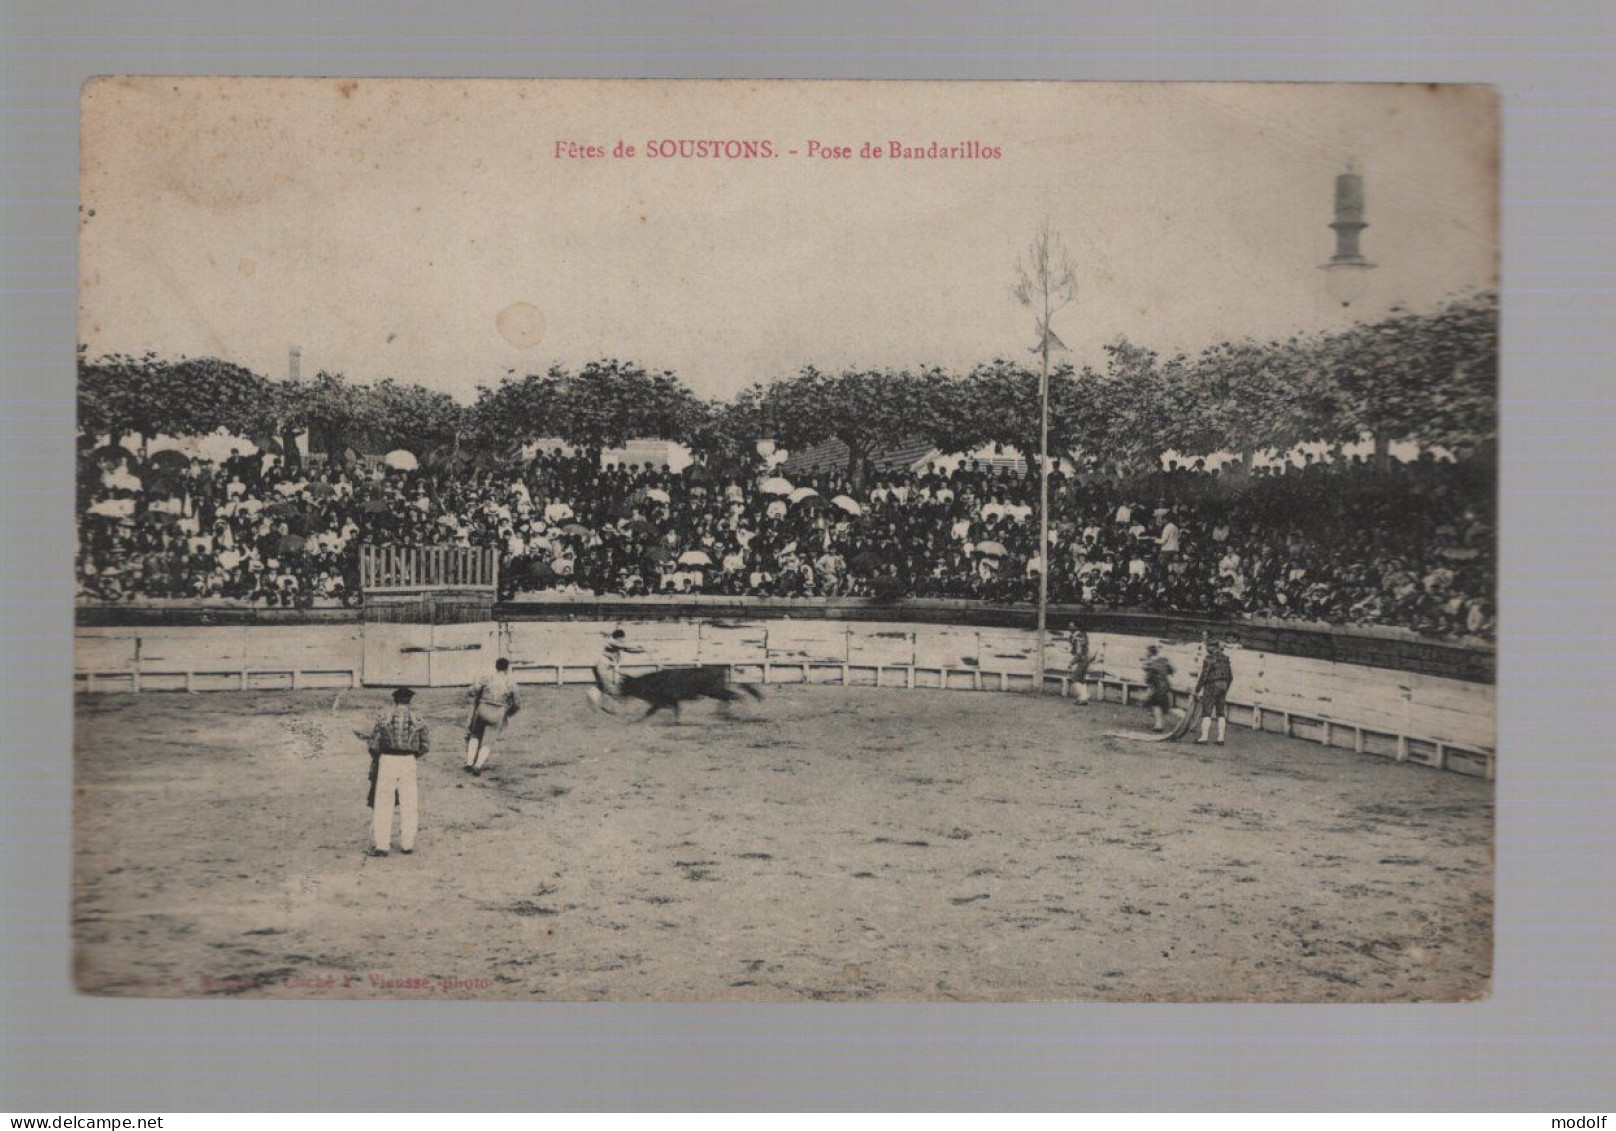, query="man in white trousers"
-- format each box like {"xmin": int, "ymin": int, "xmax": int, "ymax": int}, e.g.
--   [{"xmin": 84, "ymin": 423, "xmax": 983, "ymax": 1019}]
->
[{"xmin": 366, "ymin": 687, "xmax": 430, "ymax": 857}]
